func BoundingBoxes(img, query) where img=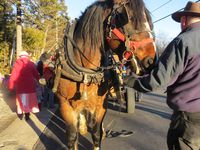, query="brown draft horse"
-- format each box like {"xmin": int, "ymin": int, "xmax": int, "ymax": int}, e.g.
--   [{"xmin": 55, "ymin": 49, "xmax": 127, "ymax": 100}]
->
[{"xmin": 50, "ymin": 0, "xmax": 156, "ymax": 149}]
